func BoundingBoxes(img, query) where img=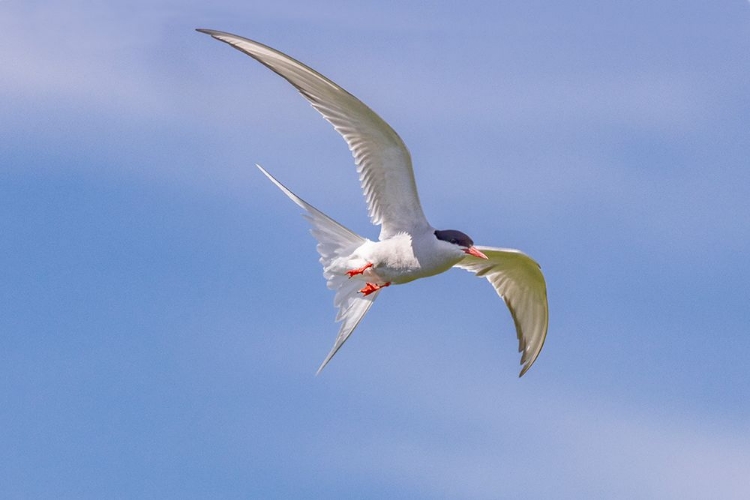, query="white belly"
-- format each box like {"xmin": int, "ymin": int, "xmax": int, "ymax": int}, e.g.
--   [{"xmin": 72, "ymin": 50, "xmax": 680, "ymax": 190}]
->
[{"xmin": 329, "ymin": 233, "xmax": 463, "ymax": 285}]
